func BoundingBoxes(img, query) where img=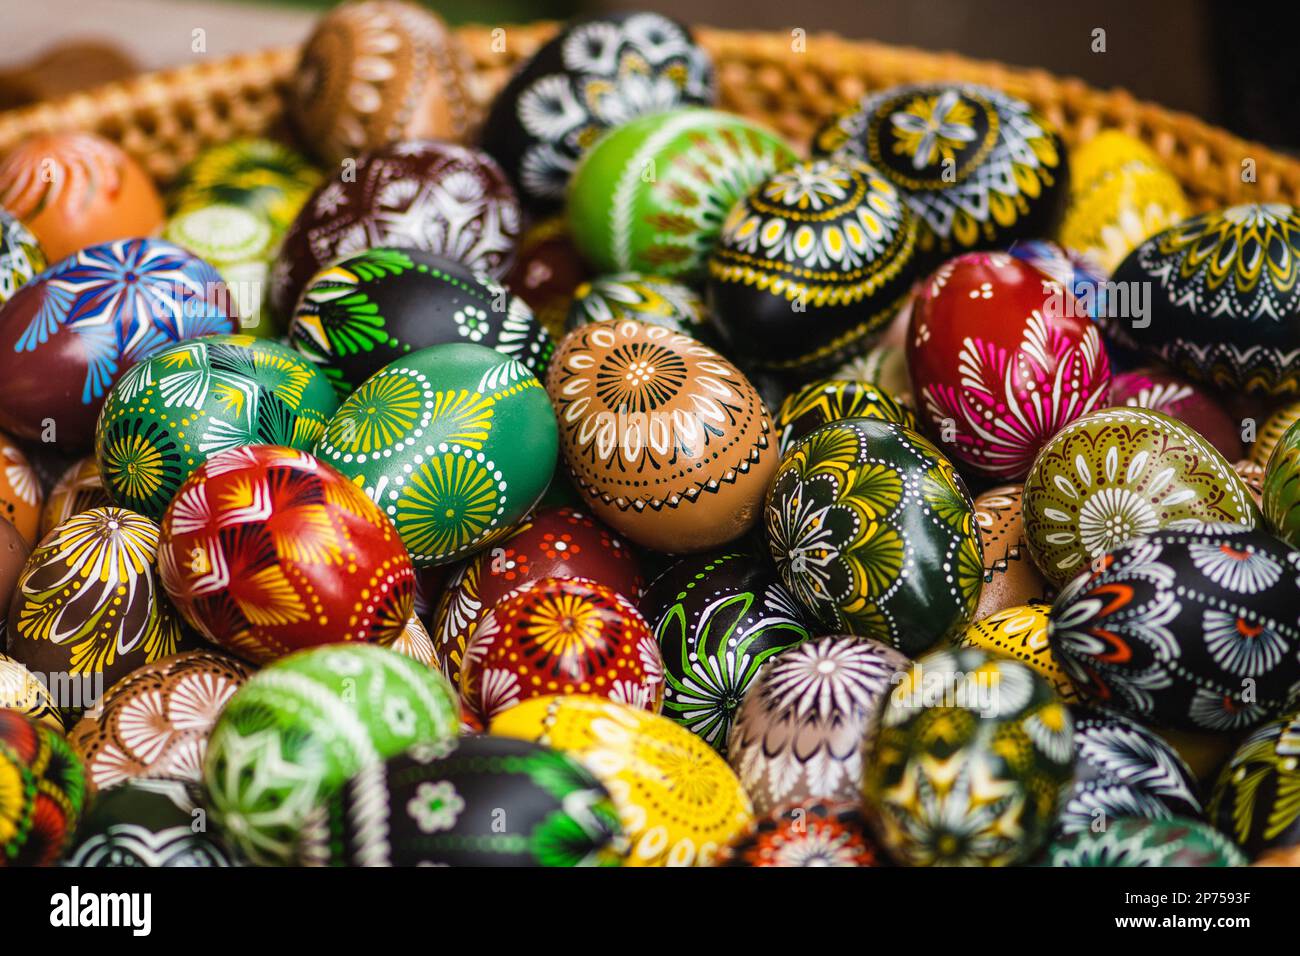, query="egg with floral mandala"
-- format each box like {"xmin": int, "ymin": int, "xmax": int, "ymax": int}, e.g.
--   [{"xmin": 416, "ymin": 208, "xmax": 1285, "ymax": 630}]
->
[{"xmin": 716, "ymin": 799, "xmax": 880, "ymax": 867}]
